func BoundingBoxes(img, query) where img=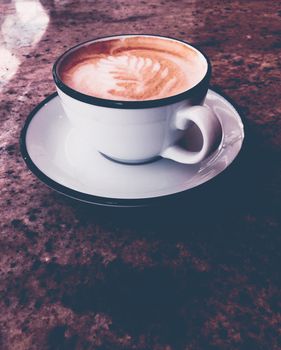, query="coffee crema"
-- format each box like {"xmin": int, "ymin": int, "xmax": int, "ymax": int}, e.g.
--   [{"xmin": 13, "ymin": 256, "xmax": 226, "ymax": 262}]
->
[{"xmin": 59, "ymin": 36, "xmax": 207, "ymax": 101}]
